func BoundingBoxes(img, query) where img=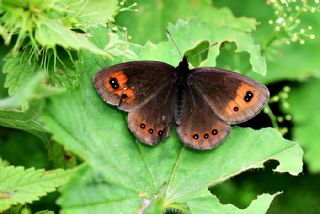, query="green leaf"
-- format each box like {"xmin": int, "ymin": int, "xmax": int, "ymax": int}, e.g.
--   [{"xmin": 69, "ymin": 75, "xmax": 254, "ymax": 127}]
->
[
  {"xmin": 116, "ymin": 0, "xmax": 256, "ymax": 44},
  {"xmin": 104, "ymin": 31, "xmax": 137, "ymax": 59},
  {"xmin": 40, "ymin": 26, "xmax": 303, "ymax": 212},
  {"xmin": 58, "ymin": 166, "xmax": 141, "ymax": 214},
  {"xmin": 35, "ymin": 19, "xmax": 107, "ymax": 56},
  {"xmin": 3, "ymin": 49, "xmax": 79, "ymax": 93},
  {"xmin": 0, "ymin": 72, "xmax": 64, "ymax": 109},
  {"xmin": 187, "ymin": 192, "xmax": 280, "ymax": 214},
  {"xmin": 0, "ymin": 166, "xmax": 73, "ymax": 212},
  {"xmin": 35, "ymin": 210, "xmax": 55, "ymax": 214},
  {"xmin": 0, "ymin": 60, "xmax": 63, "ymax": 141},
  {"xmin": 0, "ymin": 101, "xmax": 48, "ymax": 141},
  {"xmin": 3, "ymin": 52, "xmax": 39, "ymax": 96},
  {"xmin": 138, "ymin": 19, "xmax": 266, "ymax": 75},
  {"xmin": 86, "ymin": 27, "xmax": 137, "ymax": 59},
  {"xmin": 285, "ymin": 78, "xmax": 320, "ymax": 173},
  {"xmin": 0, "ymin": 43, "xmax": 9, "ymax": 98},
  {"xmin": 0, "ymin": 68, "xmax": 63, "ymax": 141},
  {"xmin": 42, "ymin": 73, "xmax": 302, "ymax": 212},
  {"xmin": 66, "ymin": 0, "xmax": 119, "ymax": 29}
]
